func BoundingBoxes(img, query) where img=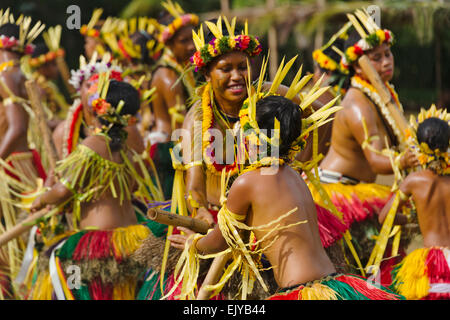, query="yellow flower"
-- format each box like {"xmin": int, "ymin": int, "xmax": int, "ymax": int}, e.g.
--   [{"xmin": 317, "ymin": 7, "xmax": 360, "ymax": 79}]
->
[
  {"xmin": 208, "ymin": 44, "xmax": 216, "ymax": 57},
  {"xmin": 346, "ymin": 46, "xmax": 358, "ymax": 62},
  {"xmin": 173, "ymin": 18, "xmax": 183, "ymax": 30},
  {"xmin": 376, "ymin": 30, "xmax": 386, "ymax": 43},
  {"xmin": 229, "ymin": 37, "xmax": 236, "ymax": 49}
]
